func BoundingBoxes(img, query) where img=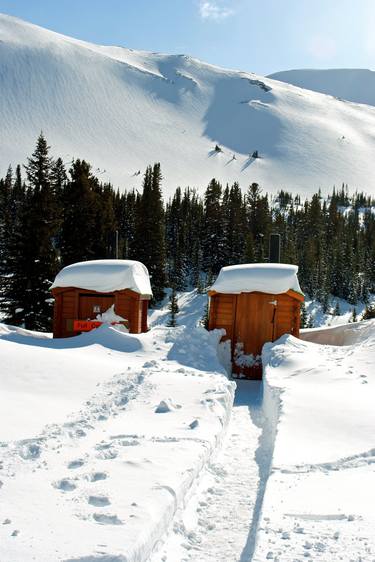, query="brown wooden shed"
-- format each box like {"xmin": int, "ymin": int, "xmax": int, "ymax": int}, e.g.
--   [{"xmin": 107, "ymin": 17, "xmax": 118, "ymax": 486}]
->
[
  {"xmin": 208, "ymin": 264, "xmax": 304, "ymax": 379},
  {"xmin": 51, "ymin": 260, "xmax": 152, "ymax": 338}
]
